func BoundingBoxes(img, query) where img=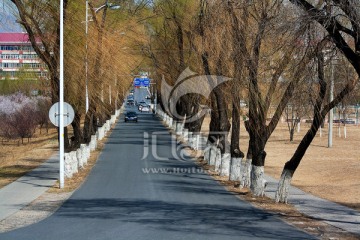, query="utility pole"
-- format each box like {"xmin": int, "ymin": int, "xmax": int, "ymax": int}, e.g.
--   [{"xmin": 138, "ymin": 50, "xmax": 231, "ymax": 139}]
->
[
  {"xmin": 59, "ymin": 0, "xmax": 64, "ymax": 188},
  {"xmin": 328, "ymin": 59, "xmax": 334, "ymax": 148},
  {"xmin": 85, "ymin": 0, "xmax": 89, "ymax": 113}
]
